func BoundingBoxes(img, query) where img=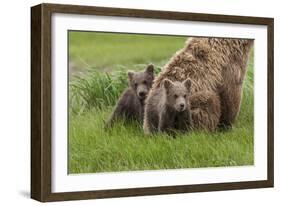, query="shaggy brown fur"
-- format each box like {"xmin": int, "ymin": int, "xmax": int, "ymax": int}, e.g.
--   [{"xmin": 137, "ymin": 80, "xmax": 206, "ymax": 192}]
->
[
  {"xmin": 144, "ymin": 79, "xmax": 193, "ymax": 134},
  {"xmin": 189, "ymin": 91, "xmax": 221, "ymax": 131},
  {"xmin": 146, "ymin": 37, "xmax": 253, "ymax": 131},
  {"xmin": 106, "ymin": 64, "xmax": 155, "ymax": 128}
]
